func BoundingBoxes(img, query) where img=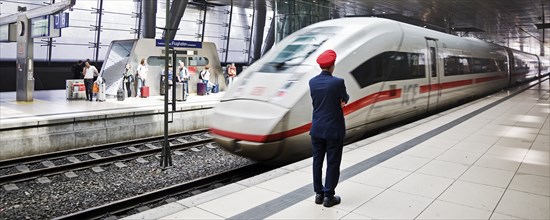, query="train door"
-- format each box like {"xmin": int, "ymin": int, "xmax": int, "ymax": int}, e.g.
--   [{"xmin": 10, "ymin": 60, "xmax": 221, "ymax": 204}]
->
[{"xmin": 426, "ymin": 38, "xmax": 441, "ymax": 111}]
